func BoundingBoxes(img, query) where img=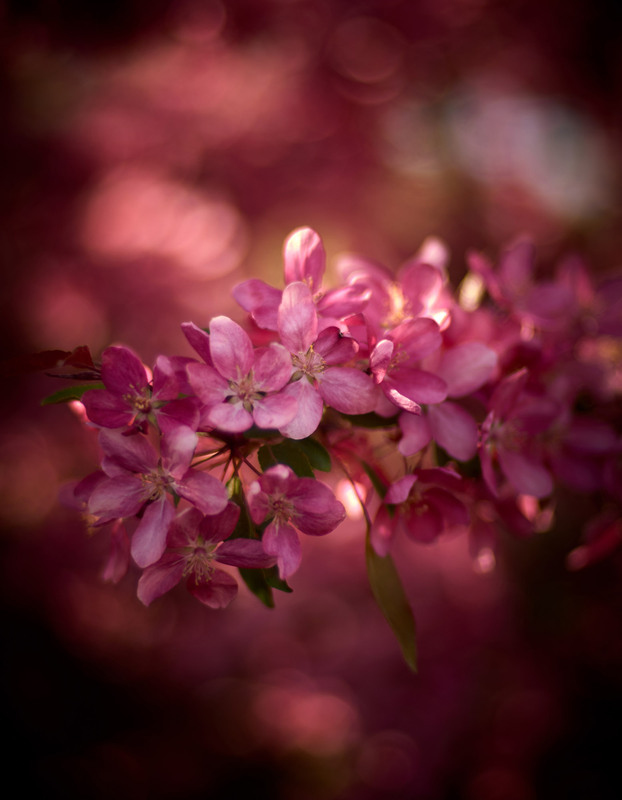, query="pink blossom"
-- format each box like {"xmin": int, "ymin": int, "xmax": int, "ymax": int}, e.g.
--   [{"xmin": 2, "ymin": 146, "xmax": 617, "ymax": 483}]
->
[
  {"xmin": 82, "ymin": 346, "xmax": 199, "ymax": 431},
  {"xmin": 137, "ymin": 503, "xmax": 276, "ymax": 608},
  {"xmin": 371, "ymin": 468, "xmax": 469, "ymax": 555},
  {"xmin": 187, "ymin": 315, "xmax": 297, "ymax": 433},
  {"xmin": 247, "ymin": 465, "xmax": 346, "ymax": 578},
  {"xmin": 88, "ymin": 426, "xmax": 228, "ymax": 567},
  {"xmin": 276, "ymin": 282, "xmax": 378, "ymax": 438},
  {"xmin": 479, "ymin": 369, "xmax": 556, "ymax": 498}
]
